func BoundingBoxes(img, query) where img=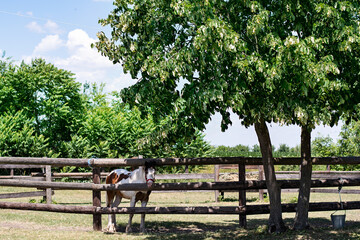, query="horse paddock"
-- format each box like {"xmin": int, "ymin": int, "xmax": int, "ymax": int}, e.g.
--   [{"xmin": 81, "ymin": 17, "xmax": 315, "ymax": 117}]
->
[{"xmin": 0, "ymin": 187, "xmax": 359, "ymax": 240}]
